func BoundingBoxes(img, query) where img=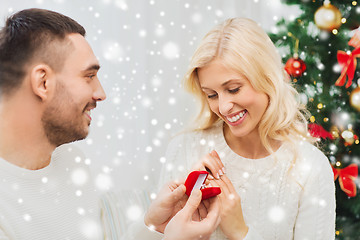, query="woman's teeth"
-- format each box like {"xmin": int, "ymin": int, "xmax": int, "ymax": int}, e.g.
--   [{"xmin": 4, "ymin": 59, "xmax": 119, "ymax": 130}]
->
[{"xmin": 226, "ymin": 111, "xmax": 246, "ymax": 123}]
